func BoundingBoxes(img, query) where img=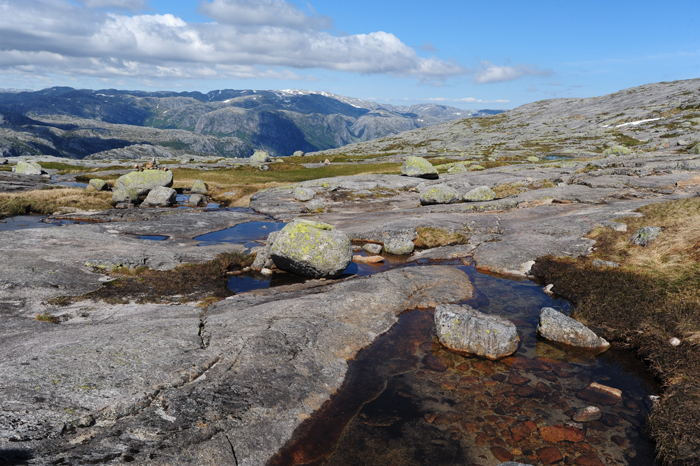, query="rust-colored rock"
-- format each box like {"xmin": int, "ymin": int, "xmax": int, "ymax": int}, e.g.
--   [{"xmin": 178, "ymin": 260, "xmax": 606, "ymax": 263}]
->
[
  {"xmin": 573, "ymin": 406, "xmax": 601, "ymax": 422},
  {"xmin": 434, "ymin": 412, "xmax": 463, "ymax": 425},
  {"xmin": 539, "ymin": 425, "xmax": 586, "ymax": 443},
  {"xmin": 491, "ymin": 446, "xmax": 514, "ymax": 462},
  {"xmin": 611, "ymin": 435, "xmax": 629, "ymax": 448},
  {"xmin": 459, "ymin": 421, "xmax": 479, "ymax": 432},
  {"xmin": 422, "ymin": 355, "xmax": 447, "ymax": 372},
  {"xmin": 508, "ymin": 373, "xmax": 531, "ymax": 385},
  {"xmin": 352, "ymin": 254, "xmax": 385, "ymax": 264},
  {"xmin": 424, "ymin": 413, "xmax": 438, "ymax": 423},
  {"xmin": 574, "ymin": 455, "xmax": 605, "ymax": 466},
  {"xmin": 537, "ymin": 446, "xmax": 564, "ymax": 464},
  {"xmin": 475, "ymin": 432, "xmax": 489, "ymax": 445},
  {"xmin": 511, "ymin": 420, "xmax": 537, "ymax": 438},
  {"xmin": 577, "ymin": 382, "xmax": 622, "ymax": 405}
]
